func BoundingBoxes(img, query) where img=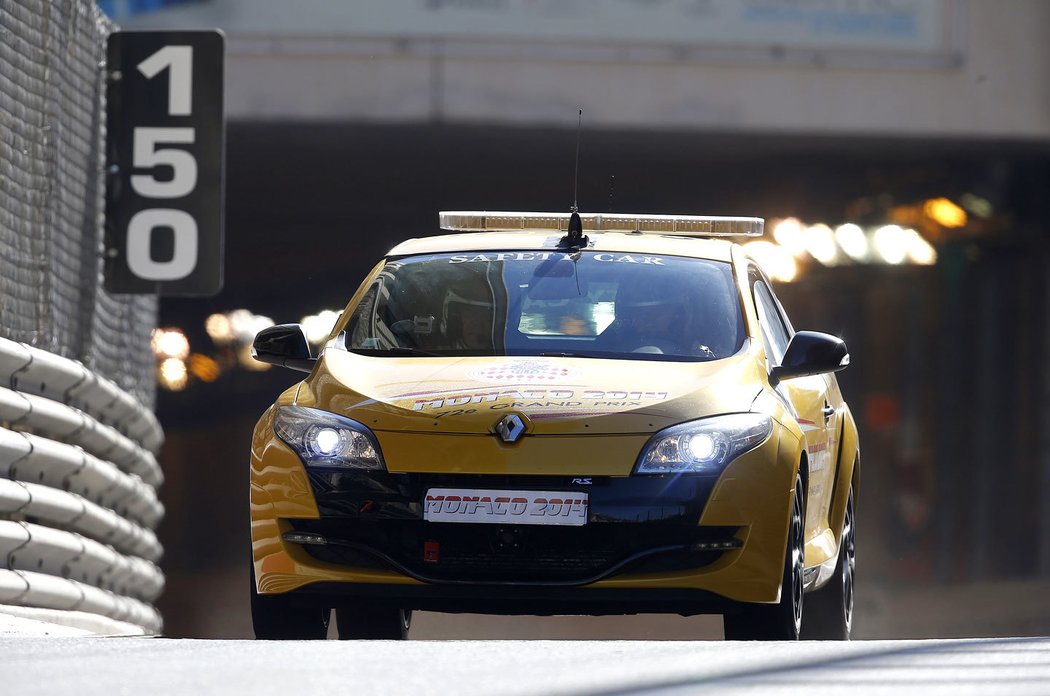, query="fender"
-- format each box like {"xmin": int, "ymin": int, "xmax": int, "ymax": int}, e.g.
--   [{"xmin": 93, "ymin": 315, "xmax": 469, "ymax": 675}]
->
[{"xmin": 827, "ymin": 403, "xmax": 860, "ymax": 550}]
